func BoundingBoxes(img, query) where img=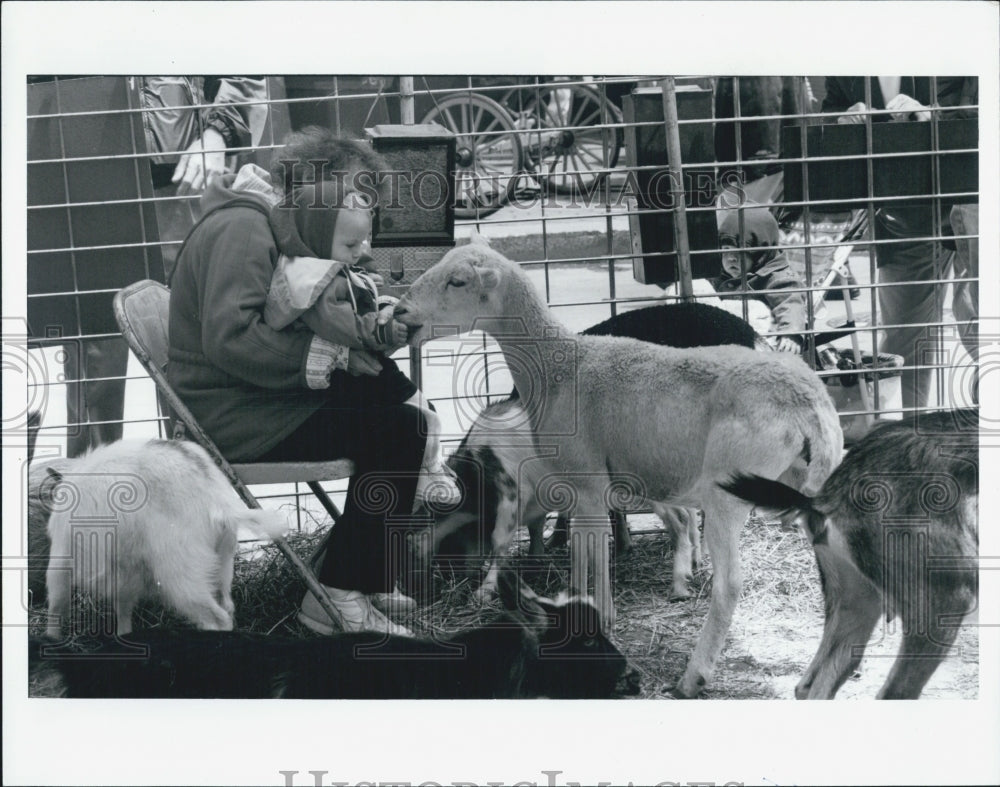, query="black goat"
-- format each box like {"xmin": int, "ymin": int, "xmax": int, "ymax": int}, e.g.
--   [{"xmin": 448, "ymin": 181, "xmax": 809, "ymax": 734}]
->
[
  {"xmin": 30, "ymin": 570, "xmax": 638, "ymax": 699},
  {"xmin": 722, "ymin": 409, "xmax": 978, "ymax": 699}
]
